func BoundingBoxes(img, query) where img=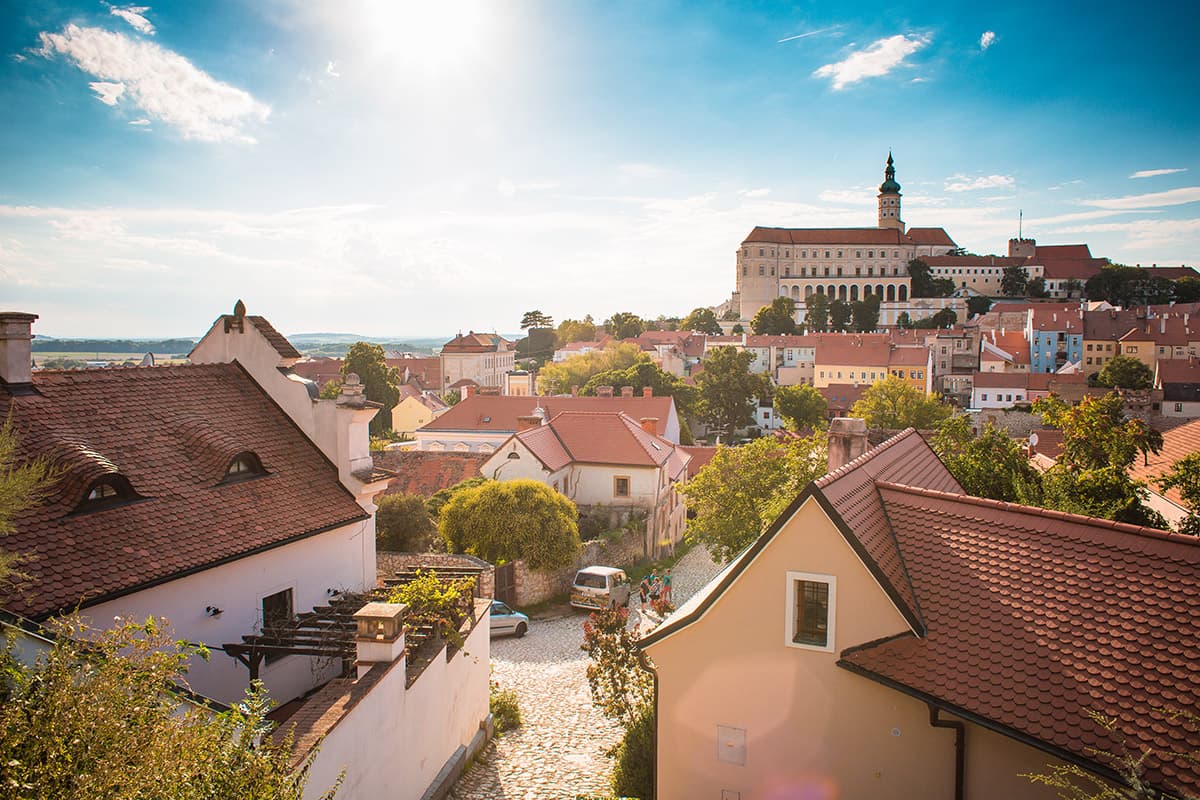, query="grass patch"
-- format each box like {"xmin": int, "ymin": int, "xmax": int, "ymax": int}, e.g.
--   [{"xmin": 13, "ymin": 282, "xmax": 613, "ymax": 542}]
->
[{"xmin": 490, "ymin": 682, "xmax": 521, "ymax": 732}]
